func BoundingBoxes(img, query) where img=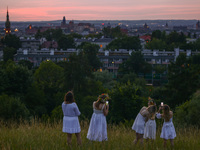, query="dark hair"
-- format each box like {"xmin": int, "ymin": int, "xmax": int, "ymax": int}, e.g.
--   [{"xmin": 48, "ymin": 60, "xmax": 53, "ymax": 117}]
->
[
  {"xmin": 148, "ymin": 105, "xmax": 157, "ymax": 114},
  {"xmin": 163, "ymin": 104, "xmax": 170, "ymax": 122},
  {"xmin": 64, "ymin": 91, "xmax": 75, "ymax": 103}
]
